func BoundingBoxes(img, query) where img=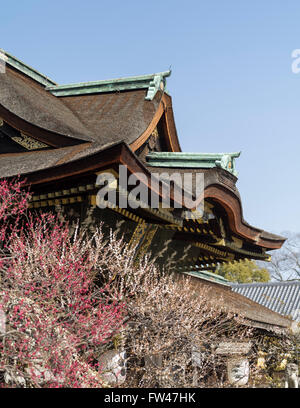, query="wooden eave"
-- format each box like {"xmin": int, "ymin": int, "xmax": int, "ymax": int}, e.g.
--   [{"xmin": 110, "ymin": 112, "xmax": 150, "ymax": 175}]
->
[
  {"xmin": 0, "ymin": 103, "xmax": 85, "ymax": 148},
  {"xmin": 15, "ymin": 143, "xmax": 285, "ymax": 252},
  {"xmin": 146, "ymin": 164, "xmax": 285, "ymax": 251},
  {"xmin": 15, "ymin": 142, "xmax": 184, "ymax": 211},
  {"xmin": 203, "ymin": 185, "xmax": 285, "ymax": 250}
]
